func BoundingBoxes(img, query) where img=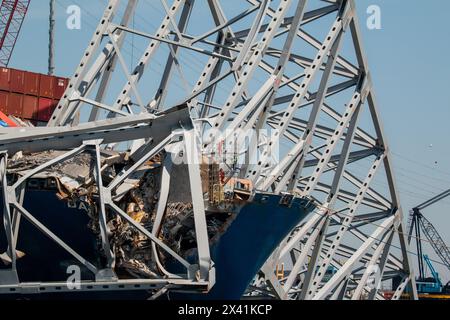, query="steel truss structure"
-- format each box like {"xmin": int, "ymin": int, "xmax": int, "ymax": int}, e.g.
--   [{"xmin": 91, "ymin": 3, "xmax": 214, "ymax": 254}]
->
[{"xmin": 0, "ymin": 0, "xmax": 417, "ymax": 299}]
